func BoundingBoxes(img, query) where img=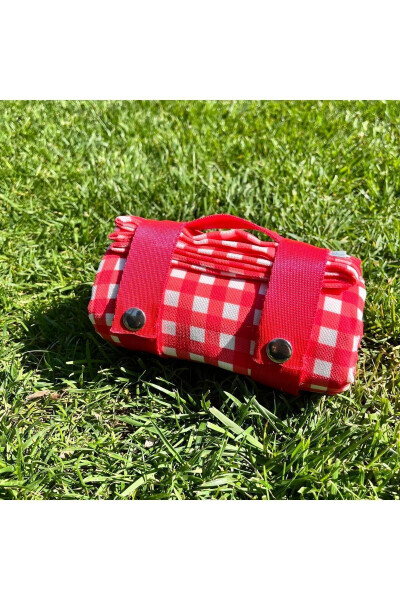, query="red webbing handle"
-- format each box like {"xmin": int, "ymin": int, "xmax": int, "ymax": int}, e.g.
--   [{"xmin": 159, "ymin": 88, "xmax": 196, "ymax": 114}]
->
[{"xmin": 188, "ymin": 214, "xmax": 282, "ymax": 242}]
